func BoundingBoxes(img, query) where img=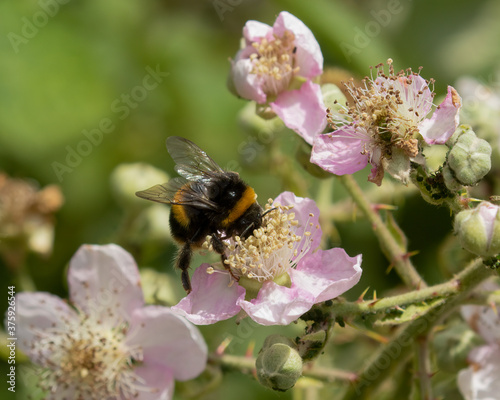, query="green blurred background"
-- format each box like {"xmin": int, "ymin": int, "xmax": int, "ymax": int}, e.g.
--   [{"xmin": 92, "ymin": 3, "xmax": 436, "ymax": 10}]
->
[{"xmin": 1, "ymin": 0, "xmax": 499, "ymax": 398}]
